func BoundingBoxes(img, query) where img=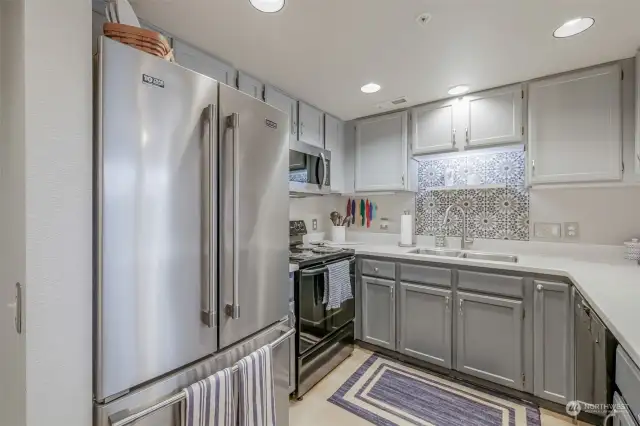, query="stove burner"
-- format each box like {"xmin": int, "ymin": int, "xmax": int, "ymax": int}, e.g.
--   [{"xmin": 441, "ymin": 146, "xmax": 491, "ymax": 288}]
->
[{"xmin": 311, "ymin": 246, "xmax": 343, "ymax": 254}]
